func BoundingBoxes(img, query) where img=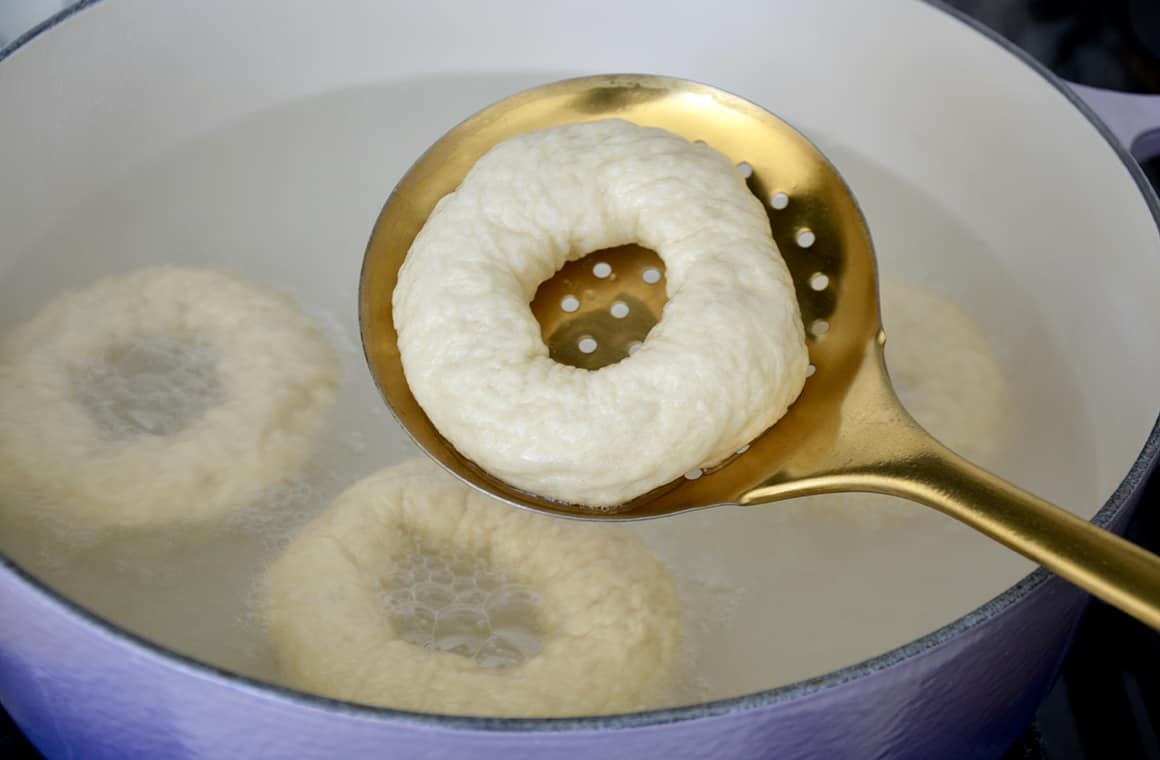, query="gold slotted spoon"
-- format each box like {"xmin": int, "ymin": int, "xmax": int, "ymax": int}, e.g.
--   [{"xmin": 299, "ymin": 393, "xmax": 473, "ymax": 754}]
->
[{"xmin": 359, "ymin": 74, "xmax": 1160, "ymax": 630}]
